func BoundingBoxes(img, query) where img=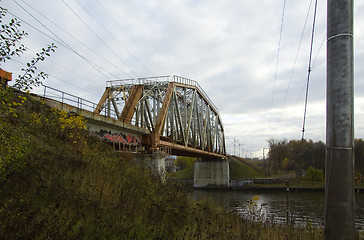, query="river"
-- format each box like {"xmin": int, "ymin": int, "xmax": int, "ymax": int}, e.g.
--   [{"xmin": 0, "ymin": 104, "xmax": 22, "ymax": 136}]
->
[{"xmin": 193, "ymin": 189, "xmax": 364, "ymax": 232}]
